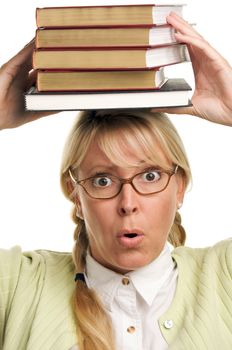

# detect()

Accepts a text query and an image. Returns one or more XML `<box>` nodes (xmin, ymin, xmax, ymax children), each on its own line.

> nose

<box><xmin>117</xmin><ymin>183</ymin><xmax>139</xmax><ymax>216</ymax></box>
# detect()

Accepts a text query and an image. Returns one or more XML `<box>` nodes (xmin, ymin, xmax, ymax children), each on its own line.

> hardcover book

<box><xmin>36</xmin><ymin>68</ymin><xmax>166</xmax><ymax>92</ymax></box>
<box><xmin>36</xmin><ymin>4</ymin><xmax>184</xmax><ymax>28</ymax></box>
<box><xmin>35</xmin><ymin>25</ymin><xmax>178</xmax><ymax>49</ymax></box>
<box><xmin>33</xmin><ymin>44</ymin><xmax>189</xmax><ymax>70</ymax></box>
<box><xmin>25</xmin><ymin>78</ymin><xmax>192</xmax><ymax>111</ymax></box>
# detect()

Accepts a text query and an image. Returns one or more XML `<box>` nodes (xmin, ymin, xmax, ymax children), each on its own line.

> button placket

<box><xmin>115</xmin><ymin>277</ymin><xmax>141</xmax><ymax>349</ymax></box>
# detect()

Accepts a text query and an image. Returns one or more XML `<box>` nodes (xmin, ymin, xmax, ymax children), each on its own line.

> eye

<box><xmin>92</xmin><ymin>176</ymin><xmax>112</xmax><ymax>188</ymax></box>
<box><xmin>141</xmin><ymin>170</ymin><xmax>161</xmax><ymax>182</ymax></box>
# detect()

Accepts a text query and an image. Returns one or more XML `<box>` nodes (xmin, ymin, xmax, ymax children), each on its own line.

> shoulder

<box><xmin>0</xmin><ymin>246</ymin><xmax>73</xmax><ymax>276</ymax></box>
<box><xmin>0</xmin><ymin>248</ymin><xmax>76</xmax><ymax>349</ymax></box>
<box><xmin>0</xmin><ymin>246</ymin><xmax>74</xmax><ymax>305</ymax></box>
<box><xmin>172</xmin><ymin>238</ymin><xmax>232</xmax><ymax>279</ymax></box>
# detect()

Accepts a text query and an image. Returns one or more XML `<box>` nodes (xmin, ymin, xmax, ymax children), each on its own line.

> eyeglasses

<box><xmin>69</xmin><ymin>165</ymin><xmax>178</xmax><ymax>200</ymax></box>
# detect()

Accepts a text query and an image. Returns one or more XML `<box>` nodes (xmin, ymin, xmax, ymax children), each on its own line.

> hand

<box><xmin>154</xmin><ymin>12</ymin><xmax>232</xmax><ymax>126</ymax></box>
<box><xmin>0</xmin><ymin>40</ymin><xmax>56</xmax><ymax>130</ymax></box>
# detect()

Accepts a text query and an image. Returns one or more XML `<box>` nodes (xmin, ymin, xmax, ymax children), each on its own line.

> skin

<box><xmin>75</xmin><ymin>140</ymin><xmax>185</xmax><ymax>274</ymax></box>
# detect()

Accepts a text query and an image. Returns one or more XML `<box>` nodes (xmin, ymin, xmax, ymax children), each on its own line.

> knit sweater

<box><xmin>0</xmin><ymin>239</ymin><xmax>231</xmax><ymax>350</ymax></box>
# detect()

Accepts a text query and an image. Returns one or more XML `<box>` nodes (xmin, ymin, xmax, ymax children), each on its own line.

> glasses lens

<box><xmin>133</xmin><ymin>170</ymin><xmax>170</xmax><ymax>194</ymax></box>
<box><xmin>84</xmin><ymin>175</ymin><xmax>120</xmax><ymax>199</ymax></box>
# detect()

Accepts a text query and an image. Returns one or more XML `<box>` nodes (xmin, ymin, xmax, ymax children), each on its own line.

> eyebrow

<box><xmin>81</xmin><ymin>161</ymin><xmax>158</xmax><ymax>176</ymax></box>
<box><xmin>86</xmin><ymin>165</ymin><xmax>119</xmax><ymax>172</ymax></box>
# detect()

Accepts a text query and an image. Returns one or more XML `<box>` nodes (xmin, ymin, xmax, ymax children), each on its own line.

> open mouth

<box><xmin>123</xmin><ymin>233</ymin><xmax>138</xmax><ymax>238</ymax></box>
<box><xmin>117</xmin><ymin>230</ymin><xmax>144</xmax><ymax>247</ymax></box>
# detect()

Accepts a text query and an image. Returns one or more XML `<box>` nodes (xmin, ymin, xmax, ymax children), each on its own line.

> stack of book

<box><xmin>25</xmin><ymin>3</ymin><xmax>192</xmax><ymax>111</ymax></box>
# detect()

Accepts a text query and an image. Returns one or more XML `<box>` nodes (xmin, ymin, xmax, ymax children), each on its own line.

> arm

<box><xmin>0</xmin><ymin>39</ymin><xmax>56</xmax><ymax>131</ymax></box>
<box><xmin>155</xmin><ymin>12</ymin><xmax>232</xmax><ymax>126</ymax></box>
<box><xmin>0</xmin><ymin>247</ymin><xmax>21</xmax><ymax>347</ymax></box>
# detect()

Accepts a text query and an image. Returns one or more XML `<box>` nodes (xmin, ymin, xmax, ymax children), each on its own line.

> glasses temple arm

<box><xmin>68</xmin><ymin>168</ymin><xmax>77</xmax><ymax>184</ymax></box>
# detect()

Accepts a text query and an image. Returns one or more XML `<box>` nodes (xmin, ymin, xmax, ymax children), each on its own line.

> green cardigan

<box><xmin>0</xmin><ymin>239</ymin><xmax>232</xmax><ymax>350</ymax></box>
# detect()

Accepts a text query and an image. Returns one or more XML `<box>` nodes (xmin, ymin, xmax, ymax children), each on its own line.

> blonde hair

<box><xmin>60</xmin><ymin>109</ymin><xmax>192</xmax><ymax>350</ymax></box>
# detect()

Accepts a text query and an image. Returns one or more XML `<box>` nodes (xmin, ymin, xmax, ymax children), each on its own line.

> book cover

<box><xmin>32</xmin><ymin>44</ymin><xmax>189</xmax><ymax>70</ymax></box>
<box><xmin>36</xmin><ymin>4</ymin><xmax>184</xmax><ymax>28</ymax></box>
<box><xmin>36</xmin><ymin>68</ymin><xmax>166</xmax><ymax>92</ymax></box>
<box><xmin>35</xmin><ymin>25</ymin><xmax>178</xmax><ymax>49</ymax></box>
<box><xmin>25</xmin><ymin>78</ymin><xmax>192</xmax><ymax>111</ymax></box>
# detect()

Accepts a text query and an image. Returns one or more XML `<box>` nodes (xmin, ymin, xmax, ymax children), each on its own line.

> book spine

<box><xmin>36</xmin><ymin>5</ymin><xmax>185</xmax><ymax>29</ymax></box>
<box><xmin>35</xmin><ymin>24</ymin><xmax>179</xmax><ymax>49</ymax></box>
<box><xmin>36</xmin><ymin>69</ymin><xmax>166</xmax><ymax>92</ymax></box>
<box><xmin>32</xmin><ymin>44</ymin><xmax>186</xmax><ymax>70</ymax></box>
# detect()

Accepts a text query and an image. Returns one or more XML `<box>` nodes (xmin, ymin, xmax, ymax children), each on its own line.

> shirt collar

<box><xmin>85</xmin><ymin>244</ymin><xmax>176</xmax><ymax>309</ymax></box>
<box><xmin>85</xmin><ymin>253</ymin><xmax>122</xmax><ymax>310</ymax></box>
<box><xmin>128</xmin><ymin>244</ymin><xmax>176</xmax><ymax>305</ymax></box>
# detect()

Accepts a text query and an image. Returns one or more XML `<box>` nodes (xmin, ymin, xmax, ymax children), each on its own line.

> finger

<box><xmin>173</xmin><ymin>32</ymin><xmax>222</xmax><ymax>61</ymax></box>
<box><xmin>151</xmin><ymin>105</ymin><xmax>195</xmax><ymax>116</ymax></box>
<box><xmin>167</xmin><ymin>12</ymin><xmax>201</xmax><ymax>39</ymax></box>
<box><xmin>168</xmin><ymin>12</ymin><xmax>197</xmax><ymax>30</ymax></box>
<box><xmin>168</xmin><ymin>12</ymin><xmax>194</xmax><ymax>27</ymax></box>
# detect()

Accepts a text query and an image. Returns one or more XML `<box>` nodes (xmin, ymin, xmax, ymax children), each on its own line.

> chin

<box><xmin>111</xmin><ymin>254</ymin><xmax>152</xmax><ymax>274</ymax></box>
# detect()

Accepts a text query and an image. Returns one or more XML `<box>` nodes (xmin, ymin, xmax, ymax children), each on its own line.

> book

<box><xmin>35</xmin><ymin>25</ymin><xmax>178</xmax><ymax>49</ymax></box>
<box><xmin>36</xmin><ymin>68</ymin><xmax>166</xmax><ymax>92</ymax></box>
<box><xmin>36</xmin><ymin>4</ymin><xmax>184</xmax><ymax>28</ymax></box>
<box><xmin>25</xmin><ymin>78</ymin><xmax>192</xmax><ymax>111</ymax></box>
<box><xmin>33</xmin><ymin>44</ymin><xmax>189</xmax><ymax>70</ymax></box>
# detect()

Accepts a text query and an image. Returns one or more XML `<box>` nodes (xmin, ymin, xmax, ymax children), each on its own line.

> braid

<box><xmin>168</xmin><ymin>211</ymin><xmax>186</xmax><ymax>247</ymax></box>
<box><xmin>71</xmin><ymin>205</ymin><xmax>116</xmax><ymax>350</ymax></box>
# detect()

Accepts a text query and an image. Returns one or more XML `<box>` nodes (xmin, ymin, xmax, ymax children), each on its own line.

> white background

<box><xmin>0</xmin><ymin>0</ymin><xmax>231</xmax><ymax>252</ymax></box>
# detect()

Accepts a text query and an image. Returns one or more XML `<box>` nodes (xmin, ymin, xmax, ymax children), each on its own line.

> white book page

<box><xmin>152</xmin><ymin>5</ymin><xmax>183</xmax><ymax>25</ymax></box>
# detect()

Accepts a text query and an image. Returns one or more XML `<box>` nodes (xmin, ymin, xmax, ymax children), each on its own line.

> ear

<box><xmin>175</xmin><ymin>174</ymin><xmax>186</xmax><ymax>209</ymax></box>
<box><xmin>66</xmin><ymin>179</ymin><xmax>75</xmax><ymax>196</ymax></box>
<box><xmin>76</xmin><ymin>204</ymin><xmax>84</xmax><ymax>220</ymax></box>
<box><xmin>73</xmin><ymin>191</ymin><xmax>84</xmax><ymax>220</ymax></box>
<box><xmin>66</xmin><ymin>178</ymin><xmax>84</xmax><ymax>219</ymax></box>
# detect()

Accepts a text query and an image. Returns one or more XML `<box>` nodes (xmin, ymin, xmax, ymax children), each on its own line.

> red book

<box><xmin>36</xmin><ymin>68</ymin><xmax>166</xmax><ymax>92</ymax></box>
<box><xmin>36</xmin><ymin>4</ymin><xmax>184</xmax><ymax>28</ymax></box>
<box><xmin>33</xmin><ymin>44</ymin><xmax>189</xmax><ymax>70</ymax></box>
<box><xmin>35</xmin><ymin>25</ymin><xmax>178</xmax><ymax>49</ymax></box>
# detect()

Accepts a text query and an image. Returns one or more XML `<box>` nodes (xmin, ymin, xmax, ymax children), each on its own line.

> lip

<box><xmin>116</xmin><ymin>229</ymin><xmax>145</xmax><ymax>248</ymax></box>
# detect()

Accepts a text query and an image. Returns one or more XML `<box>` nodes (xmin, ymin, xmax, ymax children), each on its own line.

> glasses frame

<box><xmin>69</xmin><ymin>165</ymin><xmax>179</xmax><ymax>200</ymax></box>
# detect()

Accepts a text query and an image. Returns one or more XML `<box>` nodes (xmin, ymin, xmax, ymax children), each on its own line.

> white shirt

<box><xmin>71</xmin><ymin>244</ymin><xmax>177</xmax><ymax>350</ymax></box>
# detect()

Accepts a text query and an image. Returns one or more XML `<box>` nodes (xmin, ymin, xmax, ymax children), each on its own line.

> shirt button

<box><xmin>127</xmin><ymin>326</ymin><xmax>136</xmax><ymax>333</ymax></box>
<box><xmin>122</xmin><ymin>277</ymin><xmax>130</xmax><ymax>285</ymax></box>
<box><xmin>164</xmin><ymin>319</ymin><xmax>174</xmax><ymax>329</ymax></box>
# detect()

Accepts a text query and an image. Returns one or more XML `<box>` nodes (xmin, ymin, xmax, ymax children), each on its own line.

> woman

<box><xmin>0</xmin><ymin>13</ymin><xmax>232</xmax><ymax>350</ymax></box>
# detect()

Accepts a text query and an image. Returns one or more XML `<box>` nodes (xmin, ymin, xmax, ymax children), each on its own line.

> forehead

<box><xmin>80</xmin><ymin>133</ymin><xmax>170</xmax><ymax>174</ymax></box>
